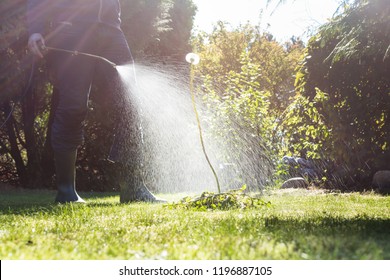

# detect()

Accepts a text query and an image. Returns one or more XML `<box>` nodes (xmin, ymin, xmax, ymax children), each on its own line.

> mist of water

<box><xmin>115</xmin><ymin>62</ymin><xmax>274</xmax><ymax>194</ymax></box>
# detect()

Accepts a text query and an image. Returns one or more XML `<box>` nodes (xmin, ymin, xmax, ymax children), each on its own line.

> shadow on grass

<box><xmin>0</xmin><ymin>189</ymin><xmax>120</xmax><ymax>215</ymax></box>
<box><xmin>261</xmin><ymin>215</ymin><xmax>390</xmax><ymax>259</ymax></box>
<box><xmin>264</xmin><ymin>215</ymin><xmax>390</xmax><ymax>234</ymax></box>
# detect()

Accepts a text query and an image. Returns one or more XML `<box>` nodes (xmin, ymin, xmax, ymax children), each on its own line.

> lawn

<box><xmin>0</xmin><ymin>188</ymin><xmax>389</xmax><ymax>260</ymax></box>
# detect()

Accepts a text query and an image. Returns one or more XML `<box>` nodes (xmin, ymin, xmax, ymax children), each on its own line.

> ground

<box><xmin>0</xmin><ymin>187</ymin><xmax>389</xmax><ymax>259</ymax></box>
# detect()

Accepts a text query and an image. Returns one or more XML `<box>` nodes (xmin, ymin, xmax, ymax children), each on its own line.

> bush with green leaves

<box><xmin>291</xmin><ymin>0</ymin><xmax>390</xmax><ymax>189</ymax></box>
<box><xmin>193</xmin><ymin>24</ymin><xmax>304</xmax><ymax>189</ymax></box>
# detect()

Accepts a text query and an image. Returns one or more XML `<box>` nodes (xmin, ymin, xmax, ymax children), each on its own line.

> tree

<box><xmin>193</xmin><ymin>23</ymin><xmax>303</xmax><ymax>110</ymax></box>
<box><xmin>193</xmin><ymin>23</ymin><xmax>304</xmax><ymax>189</ymax></box>
<box><xmin>120</xmin><ymin>0</ymin><xmax>161</xmax><ymax>57</ymax></box>
<box><xmin>0</xmin><ymin>0</ymin><xmax>53</xmax><ymax>187</ymax></box>
<box><xmin>120</xmin><ymin>0</ymin><xmax>196</xmax><ymax>60</ymax></box>
<box><xmin>156</xmin><ymin>0</ymin><xmax>197</xmax><ymax>58</ymax></box>
<box><xmin>290</xmin><ymin>0</ymin><xmax>390</xmax><ymax>189</ymax></box>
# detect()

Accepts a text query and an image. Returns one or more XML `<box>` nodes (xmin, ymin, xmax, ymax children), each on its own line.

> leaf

<box><xmin>164</xmin><ymin>186</ymin><xmax>271</xmax><ymax>211</ymax></box>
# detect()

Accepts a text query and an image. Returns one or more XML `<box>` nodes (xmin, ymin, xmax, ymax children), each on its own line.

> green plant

<box><xmin>293</xmin><ymin>0</ymin><xmax>390</xmax><ymax>189</ymax></box>
<box><xmin>165</xmin><ymin>185</ymin><xmax>271</xmax><ymax>211</ymax></box>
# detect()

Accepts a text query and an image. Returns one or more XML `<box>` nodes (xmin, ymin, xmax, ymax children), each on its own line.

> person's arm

<box><xmin>27</xmin><ymin>0</ymin><xmax>49</xmax><ymax>58</ymax></box>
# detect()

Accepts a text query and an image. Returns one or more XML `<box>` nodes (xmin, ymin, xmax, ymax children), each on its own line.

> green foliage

<box><xmin>120</xmin><ymin>0</ymin><xmax>162</xmax><ymax>56</ymax></box>
<box><xmin>0</xmin><ymin>0</ymin><xmax>53</xmax><ymax>187</ymax></box>
<box><xmin>0</xmin><ymin>0</ymin><xmax>28</xmax><ymax>102</ymax></box>
<box><xmin>293</xmin><ymin>0</ymin><xmax>390</xmax><ymax>189</ymax></box>
<box><xmin>120</xmin><ymin>0</ymin><xmax>196</xmax><ymax>59</ymax></box>
<box><xmin>320</xmin><ymin>0</ymin><xmax>389</xmax><ymax>64</ymax></box>
<box><xmin>201</xmin><ymin>52</ymin><xmax>277</xmax><ymax>167</ymax></box>
<box><xmin>279</xmin><ymin>88</ymin><xmax>331</xmax><ymax>159</ymax></box>
<box><xmin>165</xmin><ymin>185</ymin><xmax>272</xmax><ymax>211</ymax></box>
<box><xmin>193</xmin><ymin>23</ymin><xmax>304</xmax><ymax>188</ymax></box>
<box><xmin>194</xmin><ymin>1</ymin><xmax>389</xmax><ymax>191</ymax></box>
<box><xmin>157</xmin><ymin>0</ymin><xmax>197</xmax><ymax>58</ymax></box>
<box><xmin>193</xmin><ymin>23</ymin><xmax>304</xmax><ymax>109</ymax></box>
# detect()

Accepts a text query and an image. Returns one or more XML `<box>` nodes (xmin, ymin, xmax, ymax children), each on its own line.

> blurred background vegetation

<box><xmin>0</xmin><ymin>0</ymin><xmax>389</xmax><ymax>192</ymax></box>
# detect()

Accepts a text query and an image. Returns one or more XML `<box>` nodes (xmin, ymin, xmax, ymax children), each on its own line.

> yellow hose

<box><xmin>189</xmin><ymin>60</ymin><xmax>221</xmax><ymax>194</ymax></box>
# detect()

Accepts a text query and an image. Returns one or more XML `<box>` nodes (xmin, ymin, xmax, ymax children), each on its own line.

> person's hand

<box><xmin>28</xmin><ymin>33</ymin><xmax>45</xmax><ymax>58</ymax></box>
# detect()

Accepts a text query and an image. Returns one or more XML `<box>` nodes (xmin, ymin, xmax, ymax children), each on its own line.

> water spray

<box><xmin>44</xmin><ymin>46</ymin><xmax>117</xmax><ymax>68</ymax></box>
<box><xmin>164</xmin><ymin>54</ymin><xmax>271</xmax><ymax>210</ymax></box>
<box><xmin>186</xmin><ymin>53</ymin><xmax>221</xmax><ymax>194</ymax></box>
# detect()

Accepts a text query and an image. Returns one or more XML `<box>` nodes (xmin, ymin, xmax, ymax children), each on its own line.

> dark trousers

<box><xmin>47</xmin><ymin>22</ymin><xmax>139</xmax><ymax>165</ymax></box>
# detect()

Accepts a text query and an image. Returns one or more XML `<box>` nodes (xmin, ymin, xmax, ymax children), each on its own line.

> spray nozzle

<box><xmin>39</xmin><ymin>42</ymin><xmax>46</xmax><ymax>50</ymax></box>
<box><xmin>108</xmin><ymin>61</ymin><xmax>117</xmax><ymax>69</ymax></box>
<box><xmin>186</xmin><ymin>53</ymin><xmax>200</xmax><ymax>65</ymax></box>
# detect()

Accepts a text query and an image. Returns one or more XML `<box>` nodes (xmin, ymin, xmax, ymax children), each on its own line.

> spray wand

<box><xmin>44</xmin><ymin>46</ymin><xmax>117</xmax><ymax>68</ymax></box>
<box><xmin>1</xmin><ymin>46</ymin><xmax>117</xmax><ymax>130</ymax></box>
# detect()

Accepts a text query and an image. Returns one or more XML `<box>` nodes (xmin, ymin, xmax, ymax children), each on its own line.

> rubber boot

<box><xmin>118</xmin><ymin>166</ymin><xmax>166</xmax><ymax>203</ymax></box>
<box><xmin>54</xmin><ymin>150</ymin><xmax>86</xmax><ymax>203</ymax></box>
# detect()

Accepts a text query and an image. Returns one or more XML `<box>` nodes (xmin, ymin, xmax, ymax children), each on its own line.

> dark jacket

<box><xmin>27</xmin><ymin>0</ymin><xmax>122</xmax><ymax>35</ymax></box>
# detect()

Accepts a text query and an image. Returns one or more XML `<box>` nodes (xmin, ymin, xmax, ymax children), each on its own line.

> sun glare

<box><xmin>193</xmin><ymin>0</ymin><xmax>340</xmax><ymax>41</ymax></box>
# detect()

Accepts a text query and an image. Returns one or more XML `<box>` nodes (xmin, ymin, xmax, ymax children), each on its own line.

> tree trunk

<box><xmin>22</xmin><ymin>78</ymin><xmax>44</xmax><ymax>189</ymax></box>
<box><xmin>3</xmin><ymin>102</ymin><xmax>27</xmax><ymax>186</ymax></box>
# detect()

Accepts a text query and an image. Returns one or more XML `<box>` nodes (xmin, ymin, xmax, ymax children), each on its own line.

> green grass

<box><xmin>0</xmin><ymin>188</ymin><xmax>389</xmax><ymax>260</ymax></box>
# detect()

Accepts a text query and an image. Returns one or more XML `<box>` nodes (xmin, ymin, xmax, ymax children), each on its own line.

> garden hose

<box><xmin>186</xmin><ymin>53</ymin><xmax>221</xmax><ymax>194</ymax></box>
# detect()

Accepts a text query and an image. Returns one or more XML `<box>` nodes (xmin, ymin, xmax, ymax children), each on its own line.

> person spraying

<box><xmin>27</xmin><ymin>0</ymin><xmax>164</xmax><ymax>203</ymax></box>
